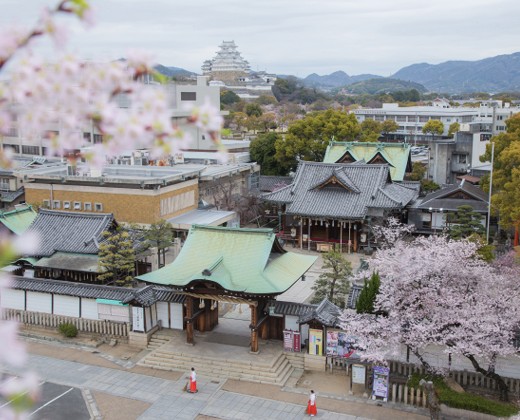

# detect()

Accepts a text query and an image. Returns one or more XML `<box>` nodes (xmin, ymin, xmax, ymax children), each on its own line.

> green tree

<box><xmin>98</xmin><ymin>229</ymin><xmax>135</xmax><ymax>286</ymax></box>
<box><xmin>250</xmin><ymin>132</ymin><xmax>287</xmax><ymax>175</ymax></box>
<box><xmin>422</xmin><ymin>120</ymin><xmax>444</xmax><ymax>141</ymax></box>
<box><xmin>232</xmin><ymin>111</ymin><xmax>248</xmax><ymax>133</ymax></box>
<box><xmin>245</xmin><ymin>103</ymin><xmax>263</xmax><ymax>118</ymax></box>
<box><xmin>420</xmin><ymin>179</ymin><xmax>440</xmax><ymax>194</ymax></box>
<box><xmin>144</xmin><ymin>220</ymin><xmax>173</xmax><ymax>268</ymax></box>
<box><xmin>448</xmin><ymin>122</ymin><xmax>460</xmax><ymax>138</ymax></box>
<box><xmin>220</xmin><ymin>90</ymin><xmax>240</xmax><ymax>106</ymax></box>
<box><xmin>359</xmin><ymin>119</ymin><xmax>382</xmax><ymax>142</ymax></box>
<box><xmin>381</xmin><ymin>120</ymin><xmax>399</xmax><ymax>139</ymax></box>
<box><xmin>406</xmin><ymin>161</ymin><xmax>426</xmax><ymax>181</ymax></box>
<box><xmin>480</xmin><ymin>113</ymin><xmax>520</xmax><ymax>244</ymax></box>
<box><xmin>355</xmin><ymin>272</ymin><xmax>380</xmax><ymax>314</ymax></box>
<box><xmin>259</xmin><ymin>112</ymin><xmax>277</xmax><ymax>132</ymax></box>
<box><xmin>275</xmin><ymin>109</ymin><xmax>360</xmax><ymax>172</ymax></box>
<box><xmin>311</xmin><ymin>250</ymin><xmax>352</xmax><ymax>308</ymax></box>
<box><xmin>447</xmin><ymin>205</ymin><xmax>485</xmax><ymax>240</ymax></box>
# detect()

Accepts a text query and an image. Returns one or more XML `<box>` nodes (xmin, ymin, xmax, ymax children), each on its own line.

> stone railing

<box><xmin>3</xmin><ymin>309</ymin><xmax>130</xmax><ymax>338</ymax></box>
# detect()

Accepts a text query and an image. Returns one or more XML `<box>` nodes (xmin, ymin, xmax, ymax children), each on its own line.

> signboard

<box><xmin>293</xmin><ymin>332</ymin><xmax>301</xmax><ymax>352</ymax></box>
<box><xmin>352</xmin><ymin>364</ymin><xmax>366</xmax><ymax>385</ymax></box>
<box><xmin>372</xmin><ymin>366</ymin><xmax>390</xmax><ymax>401</ymax></box>
<box><xmin>326</xmin><ymin>330</ymin><xmax>356</xmax><ymax>357</ymax></box>
<box><xmin>309</xmin><ymin>329</ymin><xmax>323</xmax><ymax>356</ymax></box>
<box><xmin>132</xmin><ymin>306</ymin><xmax>145</xmax><ymax>332</ymax></box>
<box><xmin>283</xmin><ymin>330</ymin><xmax>293</xmax><ymax>352</ymax></box>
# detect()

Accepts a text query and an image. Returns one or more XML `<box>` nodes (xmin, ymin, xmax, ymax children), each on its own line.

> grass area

<box><xmin>408</xmin><ymin>373</ymin><xmax>519</xmax><ymax>418</ymax></box>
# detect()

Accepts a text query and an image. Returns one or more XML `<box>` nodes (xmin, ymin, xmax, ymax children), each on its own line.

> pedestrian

<box><xmin>189</xmin><ymin>367</ymin><xmax>197</xmax><ymax>393</ymax></box>
<box><xmin>307</xmin><ymin>389</ymin><xmax>317</xmax><ymax>417</ymax></box>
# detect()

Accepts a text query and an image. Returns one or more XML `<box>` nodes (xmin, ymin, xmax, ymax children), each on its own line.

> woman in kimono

<box><xmin>307</xmin><ymin>389</ymin><xmax>317</xmax><ymax>416</ymax></box>
<box><xmin>189</xmin><ymin>367</ymin><xmax>197</xmax><ymax>393</ymax></box>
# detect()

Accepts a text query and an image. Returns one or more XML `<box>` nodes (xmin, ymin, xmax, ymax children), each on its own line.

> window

<box><xmin>63</xmin><ymin>201</ymin><xmax>71</xmax><ymax>209</ymax></box>
<box><xmin>374</xmin><ymin>115</ymin><xmax>384</xmax><ymax>121</ymax></box>
<box><xmin>0</xmin><ymin>178</ymin><xmax>9</xmax><ymax>191</ymax></box>
<box><xmin>396</xmin><ymin>116</ymin><xmax>406</xmax><ymax>122</ymax></box>
<box><xmin>93</xmin><ymin>134</ymin><xmax>103</xmax><ymax>144</ymax></box>
<box><xmin>94</xmin><ymin>203</ymin><xmax>103</xmax><ymax>212</ymax></box>
<box><xmin>181</xmin><ymin>92</ymin><xmax>196</xmax><ymax>101</ymax></box>
<box><xmin>455</xmin><ymin>154</ymin><xmax>467</xmax><ymax>164</ymax></box>
<box><xmin>419</xmin><ymin>116</ymin><xmax>429</xmax><ymax>122</ymax></box>
<box><xmin>52</xmin><ymin>200</ymin><xmax>61</xmax><ymax>209</ymax></box>
<box><xmin>84</xmin><ymin>202</ymin><xmax>92</xmax><ymax>211</ymax></box>
<box><xmin>43</xmin><ymin>199</ymin><xmax>50</xmax><ymax>208</ymax></box>
<box><xmin>73</xmin><ymin>201</ymin><xmax>82</xmax><ymax>210</ymax></box>
<box><xmin>22</xmin><ymin>145</ymin><xmax>40</xmax><ymax>155</ymax></box>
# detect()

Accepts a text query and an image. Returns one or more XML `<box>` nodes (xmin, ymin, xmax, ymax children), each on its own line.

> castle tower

<box><xmin>202</xmin><ymin>41</ymin><xmax>250</xmax><ymax>83</ymax></box>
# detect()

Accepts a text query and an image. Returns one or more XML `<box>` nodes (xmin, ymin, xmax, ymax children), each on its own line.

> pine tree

<box><xmin>355</xmin><ymin>272</ymin><xmax>380</xmax><ymax>314</ymax></box>
<box><xmin>98</xmin><ymin>229</ymin><xmax>136</xmax><ymax>286</ymax></box>
<box><xmin>311</xmin><ymin>250</ymin><xmax>352</xmax><ymax>308</ymax></box>
<box><xmin>447</xmin><ymin>205</ymin><xmax>485</xmax><ymax>240</ymax></box>
<box><xmin>144</xmin><ymin>220</ymin><xmax>173</xmax><ymax>268</ymax></box>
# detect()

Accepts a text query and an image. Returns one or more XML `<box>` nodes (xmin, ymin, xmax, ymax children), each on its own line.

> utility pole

<box><xmin>486</xmin><ymin>142</ymin><xmax>494</xmax><ymax>243</ymax></box>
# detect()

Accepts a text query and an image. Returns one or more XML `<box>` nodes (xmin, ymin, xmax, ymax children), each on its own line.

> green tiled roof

<box><xmin>323</xmin><ymin>141</ymin><xmax>411</xmax><ymax>181</ymax></box>
<box><xmin>0</xmin><ymin>205</ymin><xmax>37</xmax><ymax>235</ymax></box>
<box><xmin>137</xmin><ymin>225</ymin><xmax>317</xmax><ymax>295</ymax></box>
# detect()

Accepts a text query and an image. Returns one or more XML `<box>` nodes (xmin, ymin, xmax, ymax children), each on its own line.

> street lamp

<box><xmin>486</xmin><ymin>142</ymin><xmax>495</xmax><ymax>243</ymax></box>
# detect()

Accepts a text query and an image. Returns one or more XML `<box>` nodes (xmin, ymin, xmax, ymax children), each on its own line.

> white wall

<box><xmin>171</xmin><ymin>303</ymin><xmax>183</xmax><ymax>330</ymax></box>
<box><xmin>26</xmin><ymin>291</ymin><xmax>52</xmax><ymax>313</ymax></box>
<box><xmin>98</xmin><ymin>303</ymin><xmax>130</xmax><ymax>323</ymax></box>
<box><xmin>53</xmin><ymin>295</ymin><xmax>80</xmax><ymax>317</ymax></box>
<box><xmin>285</xmin><ymin>315</ymin><xmax>299</xmax><ymax>332</ymax></box>
<box><xmin>156</xmin><ymin>302</ymin><xmax>170</xmax><ymax>329</ymax></box>
<box><xmin>0</xmin><ymin>289</ymin><xmax>25</xmax><ymax>310</ymax></box>
<box><xmin>81</xmin><ymin>298</ymin><xmax>99</xmax><ymax>320</ymax></box>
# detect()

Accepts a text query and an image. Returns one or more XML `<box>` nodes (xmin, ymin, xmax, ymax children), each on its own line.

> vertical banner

<box><xmin>309</xmin><ymin>329</ymin><xmax>323</xmax><ymax>356</ymax></box>
<box><xmin>132</xmin><ymin>306</ymin><xmax>145</xmax><ymax>332</ymax></box>
<box><xmin>372</xmin><ymin>366</ymin><xmax>390</xmax><ymax>401</ymax></box>
<box><xmin>326</xmin><ymin>330</ymin><xmax>339</xmax><ymax>355</ymax></box>
<box><xmin>293</xmin><ymin>331</ymin><xmax>301</xmax><ymax>352</ymax></box>
<box><xmin>283</xmin><ymin>330</ymin><xmax>294</xmax><ymax>352</ymax></box>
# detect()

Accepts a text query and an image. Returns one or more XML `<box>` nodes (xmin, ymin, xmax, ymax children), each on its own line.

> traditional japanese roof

<box><xmin>271</xmin><ymin>300</ymin><xmax>315</xmax><ymax>317</ymax></box>
<box><xmin>416</xmin><ymin>179</ymin><xmax>488</xmax><ymax>213</ymax></box>
<box><xmin>323</xmin><ymin>142</ymin><xmax>412</xmax><ymax>181</ymax></box>
<box><xmin>8</xmin><ymin>276</ymin><xmax>185</xmax><ymax>306</ymax></box>
<box><xmin>26</xmin><ymin>209</ymin><xmax>116</xmax><ymax>257</ymax></box>
<box><xmin>261</xmin><ymin>161</ymin><xmax>418</xmax><ymax>220</ymax></box>
<box><xmin>259</xmin><ymin>176</ymin><xmax>293</xmax><ymax>193</ymax></box>
<box><xmin>346</xmin><ymin>283</ymin><xmax>364</xmax><ymax>310</ymax></box>
<box><xmin>0</xmin><ymin>204</ymin><xmax>37</xmax><ymax>235</ymax></box>
<box><xmin>299</xmin><ymin>298</ymin><xmax>343</xmax><ymax>327</ymax></box>
<box><xmin>137</xmin><ymin>225</ymin><xmax>317</xmax><ymax>295</ymax></box>
<box><xmin>34</xmin><ymin>252</ymin><xmax>100</xmax><ymax>273</ymax></box>
<box><xmin>0</xmin><ymin>188</ymin><xmax>24</xmax><ymax>204</ymax></box>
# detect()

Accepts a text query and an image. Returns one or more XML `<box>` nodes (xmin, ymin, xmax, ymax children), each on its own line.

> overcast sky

<box><xmin>2</xmin><ymin>0</ymin><xmax>520</xmax><ymax>78</ymax></box>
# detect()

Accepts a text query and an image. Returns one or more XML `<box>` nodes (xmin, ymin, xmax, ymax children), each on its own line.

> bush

<box><xmin>58</xmin><ymin>322</ymin><xmax>78</xmax><ymax>338</ymax></box>
<box><xmin>408</xmin><ymin>373</ymin><xmax>518</xmax><ymax>417</ymax></box>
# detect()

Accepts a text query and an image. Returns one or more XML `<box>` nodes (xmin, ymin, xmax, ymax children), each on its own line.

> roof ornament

<box><xmin>202</xmin><ymin>268</ymin><xmax>212</xmax><ymax>276</ymax></box>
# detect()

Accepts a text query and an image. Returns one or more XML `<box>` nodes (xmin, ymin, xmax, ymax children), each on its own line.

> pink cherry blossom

<box><xmin>0</xmin><ymin>321</ymin><xmax>27</xmax><ymax>367</ymax></box>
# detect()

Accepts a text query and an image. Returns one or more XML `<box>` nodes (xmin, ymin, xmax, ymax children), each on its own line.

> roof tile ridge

<box><xmin>378</xmin><ymin>186</ymin><xmax>402</xmax><ymax>205</ymax></box>
<box><xmin>371</xmin><ymin>166</ymin><xmax>386</xmax><ymax>199</ymax></box>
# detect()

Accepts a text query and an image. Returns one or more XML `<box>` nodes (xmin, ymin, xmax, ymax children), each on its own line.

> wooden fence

<box><xmin>328</xmin><ymin>357</ymin><xmax>520</xmax><ymax>404</ymax></box>
<box><xmin>3</xmin><ymin>309</ymin><xmax>130</xmax><ymax>338</ymax></box>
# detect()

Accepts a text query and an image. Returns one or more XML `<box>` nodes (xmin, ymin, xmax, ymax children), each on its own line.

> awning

<box><xmin>167</xmin><ymin>209</ymin><xmax>236</xmax><ymax>230</ymax></box>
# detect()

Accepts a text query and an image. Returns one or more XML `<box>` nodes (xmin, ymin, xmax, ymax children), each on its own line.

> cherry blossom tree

<box><xmin>339</xmin><ymin>233</ymin><xmax>520</xmax><ymax>401</ymax></box>
<box><xmin>0</xmin><ymin>1</ymin><xmax>223</xmax><ymax>416</ymax></box>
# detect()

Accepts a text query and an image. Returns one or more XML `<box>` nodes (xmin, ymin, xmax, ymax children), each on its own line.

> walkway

<box><xmin>5</xmin><ymin>351</ymin><xmax>428</xmax><ymax>420</ymax></box>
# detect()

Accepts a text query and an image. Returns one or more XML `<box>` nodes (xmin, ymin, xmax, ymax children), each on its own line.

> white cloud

<box><xmin>1</xmin><ymin>0</ymin><xmax>519</xmax><ymax>77</ymax></box>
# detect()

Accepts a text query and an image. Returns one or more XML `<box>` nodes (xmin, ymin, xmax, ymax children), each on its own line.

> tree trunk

<box><xmin>464</xmin><ymin>354</ymin><xmax>509</xmax><ymax>401</ymax></box>
<box><xmin>412</xmin><ymin>348</ymin><xmax>433</xmax><ymax>372</ymax></box>
<box><xmin>329</xmin><ymin>279</ymin><xmax>336</xmax><ymax>302</ymax></box>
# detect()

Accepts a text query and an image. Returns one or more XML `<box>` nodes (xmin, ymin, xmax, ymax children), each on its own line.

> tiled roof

<box><xmin>347</xmin><ymin>283</ymin><xmax>364</xmax><ymax>309</ymax></box>
<box><xmin>299</xmin><ymin>298</ymin><xmax>343</xmax><ymax>327</ymax></box>
<box><xmin>417</xmin><ymin>180</ymin><xmax>488</xmax><ymax>213</ymax></box>
<box><xmin>10</xmin><ymin>276</ymin><xmax>185</xmax><ymax>306</ymax></box>
<box><xmin>34</xmin><ymin>252</ymin><xmax>99</xmax><ymax>273</ymax></box>
<box><xmin>259</xmin><ymin>176</ymin><xmax>293</xmax><ymax>192</ymax></box>
<box><xmin>271</xmin><ymin>300</ymin><xmax>315</xmax><ymax>317</ymax></box>
<box><xmin>261</xmin><ymin>161</ymin><xmax>418</xmax><ymax>220</ymax></box>
<box><xmin>323</xmin><ymin>142</ymin><xmax>412</xmax><ymax>181</ymax></box>
<box><xmin>26</xmin><ymin>209</ymin><xmax>116</xmax><ymax>257</ymax></box>
<box><xmin>0</xmin><ymin>188</ymin><xmax>24</xmax><ymax>203</ymax></box>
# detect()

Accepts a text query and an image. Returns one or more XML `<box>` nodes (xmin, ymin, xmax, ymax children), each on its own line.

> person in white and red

<box><xmin>189</xmin><ymin>367</ymin><xmax>197</xmax><ymax>393</ymax></box>
<box><xmin>307</xmin><ymin>389</ymin><xmax>317</xmax><ymax>416</ymax></box>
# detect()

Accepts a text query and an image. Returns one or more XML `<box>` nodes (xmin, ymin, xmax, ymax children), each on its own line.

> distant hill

<box><xmin>302</xmin><ymin>71</ymin><xmax>381</xmax><ymax>90</ymax></box>
<box><xmin>391</xmin><ymin>52</ymin><xmax>520</xmax><ymax>93</ymax></box>
<box><xmin>341</xmin><ymin>78</ymin><xmax>427</xmax><ymax>95</ymax></box>
<box><xmin>154</xmin><ymin>64</ymin><xmax>198</xmax><ymax>79</ymax></box>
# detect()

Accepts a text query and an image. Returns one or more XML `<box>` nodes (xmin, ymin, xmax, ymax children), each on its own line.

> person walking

<box><xmin>307</xmin><ymin>389</ymin><xmax>317</xmax><ymax>417</ymax></box>
<box><xmin>189</xmin><ymin>367</ymin><xmax>197</xmax><ymax>393</ymax></box>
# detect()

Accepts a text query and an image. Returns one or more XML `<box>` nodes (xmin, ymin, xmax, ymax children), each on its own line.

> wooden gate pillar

<box><xmin>186</xmin><ymin>296</ymin><xmax>194</xmax><ymax>344</ymax></box>
<box><xmin>250</xmin><ymin>304</ymin><xmax>258</xmax><ymax>353</ymax></box>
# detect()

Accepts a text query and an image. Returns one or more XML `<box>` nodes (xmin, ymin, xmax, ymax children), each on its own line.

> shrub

<box><xmin>408</xmin><ymin>373</ymin><xmax>518</xmax><ymax>417</ymax></box>
<box><xmin>58</xmin><ymin>322</ymin><xmax>78</xmax><ymax>338</ymax></box>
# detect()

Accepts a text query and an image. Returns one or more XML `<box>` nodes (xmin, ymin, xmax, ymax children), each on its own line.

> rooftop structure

<box><xmin>0</xmin><ymin>204</ymin><xmax>37</xmax><ymax>235</ymax></box>
<box><xmin>202</xmin><ymin>41</ymin><xmax>251</xmax><ymax>77</ymax></box>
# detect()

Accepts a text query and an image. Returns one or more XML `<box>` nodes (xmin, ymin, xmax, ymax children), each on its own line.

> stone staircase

<box><xmin>138</xmin><ymin>346</ymin><xmax>296</xmax><ymax>386</ymax></box>
<box><xmin>146</xmin><ymin>333</ymin><xmax>173</xmax><ymax>351</ymax></box>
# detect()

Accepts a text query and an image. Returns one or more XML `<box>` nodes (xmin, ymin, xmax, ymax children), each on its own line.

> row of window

<box><xmin>42</xmin><ymin>200</ymin><xmax>103</xmax><ymax>212</ymax></box>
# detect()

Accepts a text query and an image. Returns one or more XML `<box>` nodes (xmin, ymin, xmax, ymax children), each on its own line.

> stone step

<box><xmin>151</xmin><ymin>349</ymin><xmax>284</xmax><ymax>370</ymax></box>
<box><xmin>140</xmin><ymin>354</ymin><xmax>289</xmax><ymax>379</ymax></box>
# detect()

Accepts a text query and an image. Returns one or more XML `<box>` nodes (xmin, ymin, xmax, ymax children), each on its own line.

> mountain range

<box><xmin>156</xmin><ymin>51</ymin><xmax>520</xmax><ymax>94</ymax></box>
